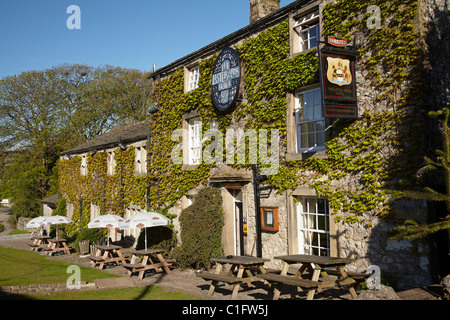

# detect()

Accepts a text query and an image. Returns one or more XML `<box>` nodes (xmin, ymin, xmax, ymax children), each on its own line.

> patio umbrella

<box><xmin>119</xmin><ymin>211</ymin><xmax>170</xmax><ymax>251</ymax></box>
<box><xmin>88</xmin><ymin>214</ymin><xmax>124</xmax><ymax>246</ymax></box>
<box><xmin>26</xmin><ymin>216</ymin><xmax>48</xmax><ymax>229</ymax></box>
<box><xmin>26</xmin><ymin>216</ymin><xmax>48</xmax><ymax>236</ymax></box>
<box><xmin>44</xmin><ymin>216</ymin><xmax>73</xmax><ymax>239</ymax></box>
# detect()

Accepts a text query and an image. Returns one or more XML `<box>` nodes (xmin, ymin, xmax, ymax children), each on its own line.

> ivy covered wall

<box><xmin>58</xmin><ymin>0</ymin><xmax>435</xmax><ymax>288</ymax></box>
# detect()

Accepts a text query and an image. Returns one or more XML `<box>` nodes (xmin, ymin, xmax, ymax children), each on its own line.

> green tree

<box><xmin>390</xmin><ymin>108</ymin><xmax>450</xmax><ymax>240</ymax></box>
<box><xmin>0</xmin><ymin>64</ymin><xmax>153</xmax><ymax>219</ymax></box>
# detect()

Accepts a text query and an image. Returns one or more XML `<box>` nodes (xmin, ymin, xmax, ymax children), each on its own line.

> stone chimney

<box><xmin>250</xmin><ymin>0</ymin><xmax>281</xmax><ymax>24</ymax></box>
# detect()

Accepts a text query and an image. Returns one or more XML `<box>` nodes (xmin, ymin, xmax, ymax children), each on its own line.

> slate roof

<box><xmin>60</xmin><ymin>120</ymin><xmax>151</xmax><ymax>156</ymax></box>
<box><xmin>42</xmin><ymin>194</ymin><xmax>60</xmax><ymax>208</ymax></box>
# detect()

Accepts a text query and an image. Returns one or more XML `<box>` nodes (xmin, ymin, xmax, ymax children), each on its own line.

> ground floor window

<box><xmin>297</xmin><ymin>197</ymin><xmax>330</xmax><ymax>256</ymax></box>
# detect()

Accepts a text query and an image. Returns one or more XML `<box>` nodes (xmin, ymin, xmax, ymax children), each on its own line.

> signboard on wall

<box><xmin>211</xmin><ymin>47</ymin><xmax>241</xmax><ymax>112</ymax></box>
<box><xmin>319</xmin><ymin>41</ymin><xmax>358</xmax><ymax>119</ymax></box>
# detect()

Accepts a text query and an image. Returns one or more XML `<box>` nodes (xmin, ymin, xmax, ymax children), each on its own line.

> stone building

<box><xmin>58</xmin><ymin>0</ymin><xmax>448</xmax><ymax>289</ymax></box>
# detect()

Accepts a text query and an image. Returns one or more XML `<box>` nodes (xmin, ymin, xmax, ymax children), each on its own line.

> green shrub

<box><xmin>0</xmin><ymin>224</ymin><xmax>4</xmax><ymax>232</ymax></box>
<box><xmin>72</xmin><ymin>227</ymin><xmax>105</xmax><ymax>252</ymax></box>
<box><xmin>175</xmin><ymin>187</ymin><xmax>224</xmax><ymax>269</ymax></box>
<box><xmin>136</xmin><ymin>225</ymin><xmax>177</xmax><ymax>256</ymax></box>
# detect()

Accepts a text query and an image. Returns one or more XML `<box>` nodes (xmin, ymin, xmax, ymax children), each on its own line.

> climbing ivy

<box><xmin>58</xmin><ymin>0</ymin><xmax>426</xmax><ymax>231</ymax></box>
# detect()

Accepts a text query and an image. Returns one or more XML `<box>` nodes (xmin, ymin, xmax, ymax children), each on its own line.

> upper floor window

<box><xmin>295</xmin><ymin>87</ymin><xmax>325</xmax><ymax>153</ymax></box>
<box><xmin>107</xmin><ymin>151</ymin><xmax>116</xmax><ymax>176</ymax></box>
<box><xmin>80</xmin><ymin>155</ymin><xmax>87</xmax><ymax>176</ymax></box>
<box><xmin>188</xmin><ymin>66</ymin><xmax>200</xmax><ymax>91</ymax></box>
<box><xmin>135</xmin><ymin>146</ymin><xmax>147</xmax><ymax>174</ymax></box>
<box><xmin>293</xmin><ymin>10</ymin><xmax>320</xmax><ymax>52</ymax></box>
<box><xmin>188</xmin><ymin>118</ymin><xmax>202</xmax><ymax>165</ymax></box>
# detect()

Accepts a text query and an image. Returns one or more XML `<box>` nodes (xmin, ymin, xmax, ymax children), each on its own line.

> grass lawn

<box><xmin>0</xmin><ymin>246</ymin><xmax>203</xmax><ymax>300</ymax></box>
<box><xmin>0</xmin><ymin>246</ymin><xmax>119</xmax><ymax>286</ymax></box>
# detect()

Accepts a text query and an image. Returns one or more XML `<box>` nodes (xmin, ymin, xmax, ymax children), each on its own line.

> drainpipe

<box><xmin>253</xmin><ymin>164</ymin><xmax>263</xmax><ymax>258</ymax></box>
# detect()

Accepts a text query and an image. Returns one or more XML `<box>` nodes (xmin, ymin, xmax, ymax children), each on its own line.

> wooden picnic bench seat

<box><xmin>322</xmin><ymin>268</ymin><xmax>369</xmax><ymax>281</ymax></box>
<box><xmin>196</xmin><ymin>272</ymin><xmax>243</xmax><ymax>284</ymax></box>
<box><xmin>259</xmin><ymin>273</ymin><xmax>320</xmax><ymax>288</ymax></box>
<box><xmin>88</xmin><ymin>256</ymin><xmax>105</xmax><ymax>262</ymax></box>
<box><xmin>122</xmin><ymin>263</ymin><xmax>145</xmax><ymax>270</ymax></box>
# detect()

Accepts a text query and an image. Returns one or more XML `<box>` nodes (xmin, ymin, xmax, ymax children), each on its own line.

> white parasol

<box><xmin>119</xmin><ymin>211</ymin><xmax>170</xmax><ymax>250</ymax></box>
<box><xmin>88</xmin><ymin>214</ymin><xmax>124</xmax><ymax>246</ymax></box>
<box><xmin>44</xmin><ymin>216</ymin><xmax>74</xmax><ymax>239</ymax></box>
<box><xmin>26</xmin><ymin>216</ymin><xmax>48</xmax><ymax>229</ymax></box>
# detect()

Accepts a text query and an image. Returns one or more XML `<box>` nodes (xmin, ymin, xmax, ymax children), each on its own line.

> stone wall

<box><xmin>17</xmin><ymin>217</ymin><xmax>31</xmax><ymax>231</ymax></box>
<box><xmin>248</xmin><ymin>185</ymin><xmax>289</xmax><ymax>270</ymax></box>
<box><xmin>0</xmin><ymin>282</ymin><xmax>96</xmax><ymax>296</ymax></box>
<box><xmin>336</xmin><ymin>200</ymin><xmax>433</xmax><ymax>290</ymax></box>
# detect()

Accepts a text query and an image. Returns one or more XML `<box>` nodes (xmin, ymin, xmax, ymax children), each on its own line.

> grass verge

<box><xmin>0</xmin><ymin>246</ymin><xmax>119</xmax><ymax>286</ymax></box>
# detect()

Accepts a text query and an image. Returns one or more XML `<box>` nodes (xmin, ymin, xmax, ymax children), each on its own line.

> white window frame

<box><xmin>294</xmin><ymin>11</ymin><xmax>320</xmax><ymax>52</ymax></box>
<box><xmin>295</xmin><ymin>87</ymin><xmax>325</xmax><ymax>153</ymax></box>
<box><xmin>107</xmin><ymin>151</ymin><xmax>116</xmax><ymax>176</ymax></box>
<box><xmin>90</xmin><ymin>202</ymin><xmax>101</xmax><ymax>222</ymax></box>
<box><xmin>188</xmin><ymin>66</ymin><xmax>200</xmax><ymax>91</ymax></box>
<box><xmin>188</xmin><ymin>118</ymin><xmax>202</xmax><ymax>165</ymax></box>
<box><xmin>297</xmin><ymin>197</ymin><xmax>330</xmax><ymax>256</ymax></box>
<box><xmin>80</xmin><ymin>155</ymin><xmax>87</xmax><ymax>176</ymax></box>
<box><xmin>135</xmin><ymin>146</ymin><xmax>147</xmax><ymax>174</ymax></box>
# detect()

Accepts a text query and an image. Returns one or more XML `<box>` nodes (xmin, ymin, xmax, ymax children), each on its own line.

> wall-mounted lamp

<box><xmin>210</xmin><ymin>120</ymin><xmax>219</xmax><ymax>130</ymax></box>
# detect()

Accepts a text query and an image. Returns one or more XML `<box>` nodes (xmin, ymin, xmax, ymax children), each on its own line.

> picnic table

<box><xmin>122</xmin><ymin>249</ymin><xmax>174</xmax><ymax>279</ymax></box>
<box><xmin>29</xmin><ymin>235</ymin><xmax>51</xmax><ymax>252</ymax></box>
<box><xmin>197</xmin><ymin>255</ymin><xmax>270</xmax><ymax>300</ymax></box>
<box><xmin>259</xmin><ymin>254</ymin><xmax>358</xmax><ymax>300</ymax></box>
<box><xmin>41</xmin><ymin>238</ymin><xmax>72</xmax><ymax>256</ymax></box>
<box><xmin>88</xmin><ymin>244</ymin><xmax>128</xmax><ymax>270</ymax></box>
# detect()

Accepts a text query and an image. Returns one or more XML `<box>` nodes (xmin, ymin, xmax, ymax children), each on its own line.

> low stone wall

<box><xmin>0</xmin><ymin>281</ymin><xmax>96</xmax><ymax>296</ymax></box>
<box><xmin>16</xmin><ymin>217</ymin><xmax>31</xmax><ymax>231</ymax></box>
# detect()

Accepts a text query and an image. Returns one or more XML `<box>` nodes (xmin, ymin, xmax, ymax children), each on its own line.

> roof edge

<box><xmin>149</xmin><ymin>0</ymin><xmax>314</xmax><ymax>79</ymax></box>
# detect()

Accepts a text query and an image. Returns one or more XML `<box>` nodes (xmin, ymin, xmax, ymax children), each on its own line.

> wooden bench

<box><xmin>196</xmin><ymin>272</ymin><xmax>243</xmax><ymax>284</ymax></box>
<box><xmin>322</xmin><ymin>268</ymin><xmax>369</xmax><ymax>281</ymax></box>
<box><xmin>29</xmin><ymin>244</ymin><xmax>41</xmax><ymax>251</ymax></box>
<box><xmin>197</xmin><ymin>272</ymin><xmax>245</xmax><ymax>299</ymax></box>
<box><xmin>259</xmin><ymin>273</ymin><xmax>322</xmax><ymax>300</ymax></box>
<box><xmin>259</xmin><ymin>273</ymin><xmax>320</xmax><ymax>288</ymax></box>
<box><xmin>88</xmin><ymin>256</ymin><xmax>105</xmax><ymax>263</ymax></box>
<box><xmin>165</xmin><ymin>258</ymin><xmax>176</xmax><ymax>266</ymax></box>
<box><xmin>122</xmin><ymin>263</ymin><xmax>145</xmax><ymax>271</ymax></box>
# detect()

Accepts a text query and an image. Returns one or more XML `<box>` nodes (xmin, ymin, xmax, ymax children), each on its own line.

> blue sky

<box><xmin>0</xmin><ymin>0</ymin><xmax>296</xmax><ymax>79</ymax></box>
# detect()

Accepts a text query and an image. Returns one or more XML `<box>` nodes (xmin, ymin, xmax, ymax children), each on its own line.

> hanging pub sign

<box><xmin>326</xmin><ymin>36</ymin><xmax>348</xmax><ymax>47</ymax></box>
<box><xmin>319</xmin><ymin>39</ymin><xmax>359</xmax><ymax>119</ymax></box>
<box><xmin>211</xmin><ymin>47</ymin><xmax>241</xmax><ymax>112</ymax></box>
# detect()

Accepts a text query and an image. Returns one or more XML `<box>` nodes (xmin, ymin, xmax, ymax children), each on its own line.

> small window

<box><xmin>294</xmin><ymin>11</ymin><xmax>320</xmax><ymax>52</ymax></box>
<box><xmin>80</xmin><ymin>155</ymin><xmax>87</xmax><ymax>176</ymax></box>
<box><xmin>188</xmin><ymin>118</ymin><xmax>202</xmax><ymax>165</ymax></box>
<box><xmin>295</xmin><ymin>88</ymin><xmax>325</xmax><ymax>153</ymax></box>
<box><xmin>135</xmin><ymin>146</ymin><xmax>147</xmax><ymax>174</ymax></box>
<box><xmin>107</xmin><ymin>151</ymin><xmax>116</xmax><ymax>176</ymax></box>
<box><xmin>188</xmin><ymin>66</ymin><xmax>200</xmax><ymax>91</ymax></box>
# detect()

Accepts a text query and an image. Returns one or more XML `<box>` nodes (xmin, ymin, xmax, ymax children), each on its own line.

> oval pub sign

<box><xmin>211</xmin><ymin>47</ymin><xmax>240</xmax><ymax>112</ymax></box>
